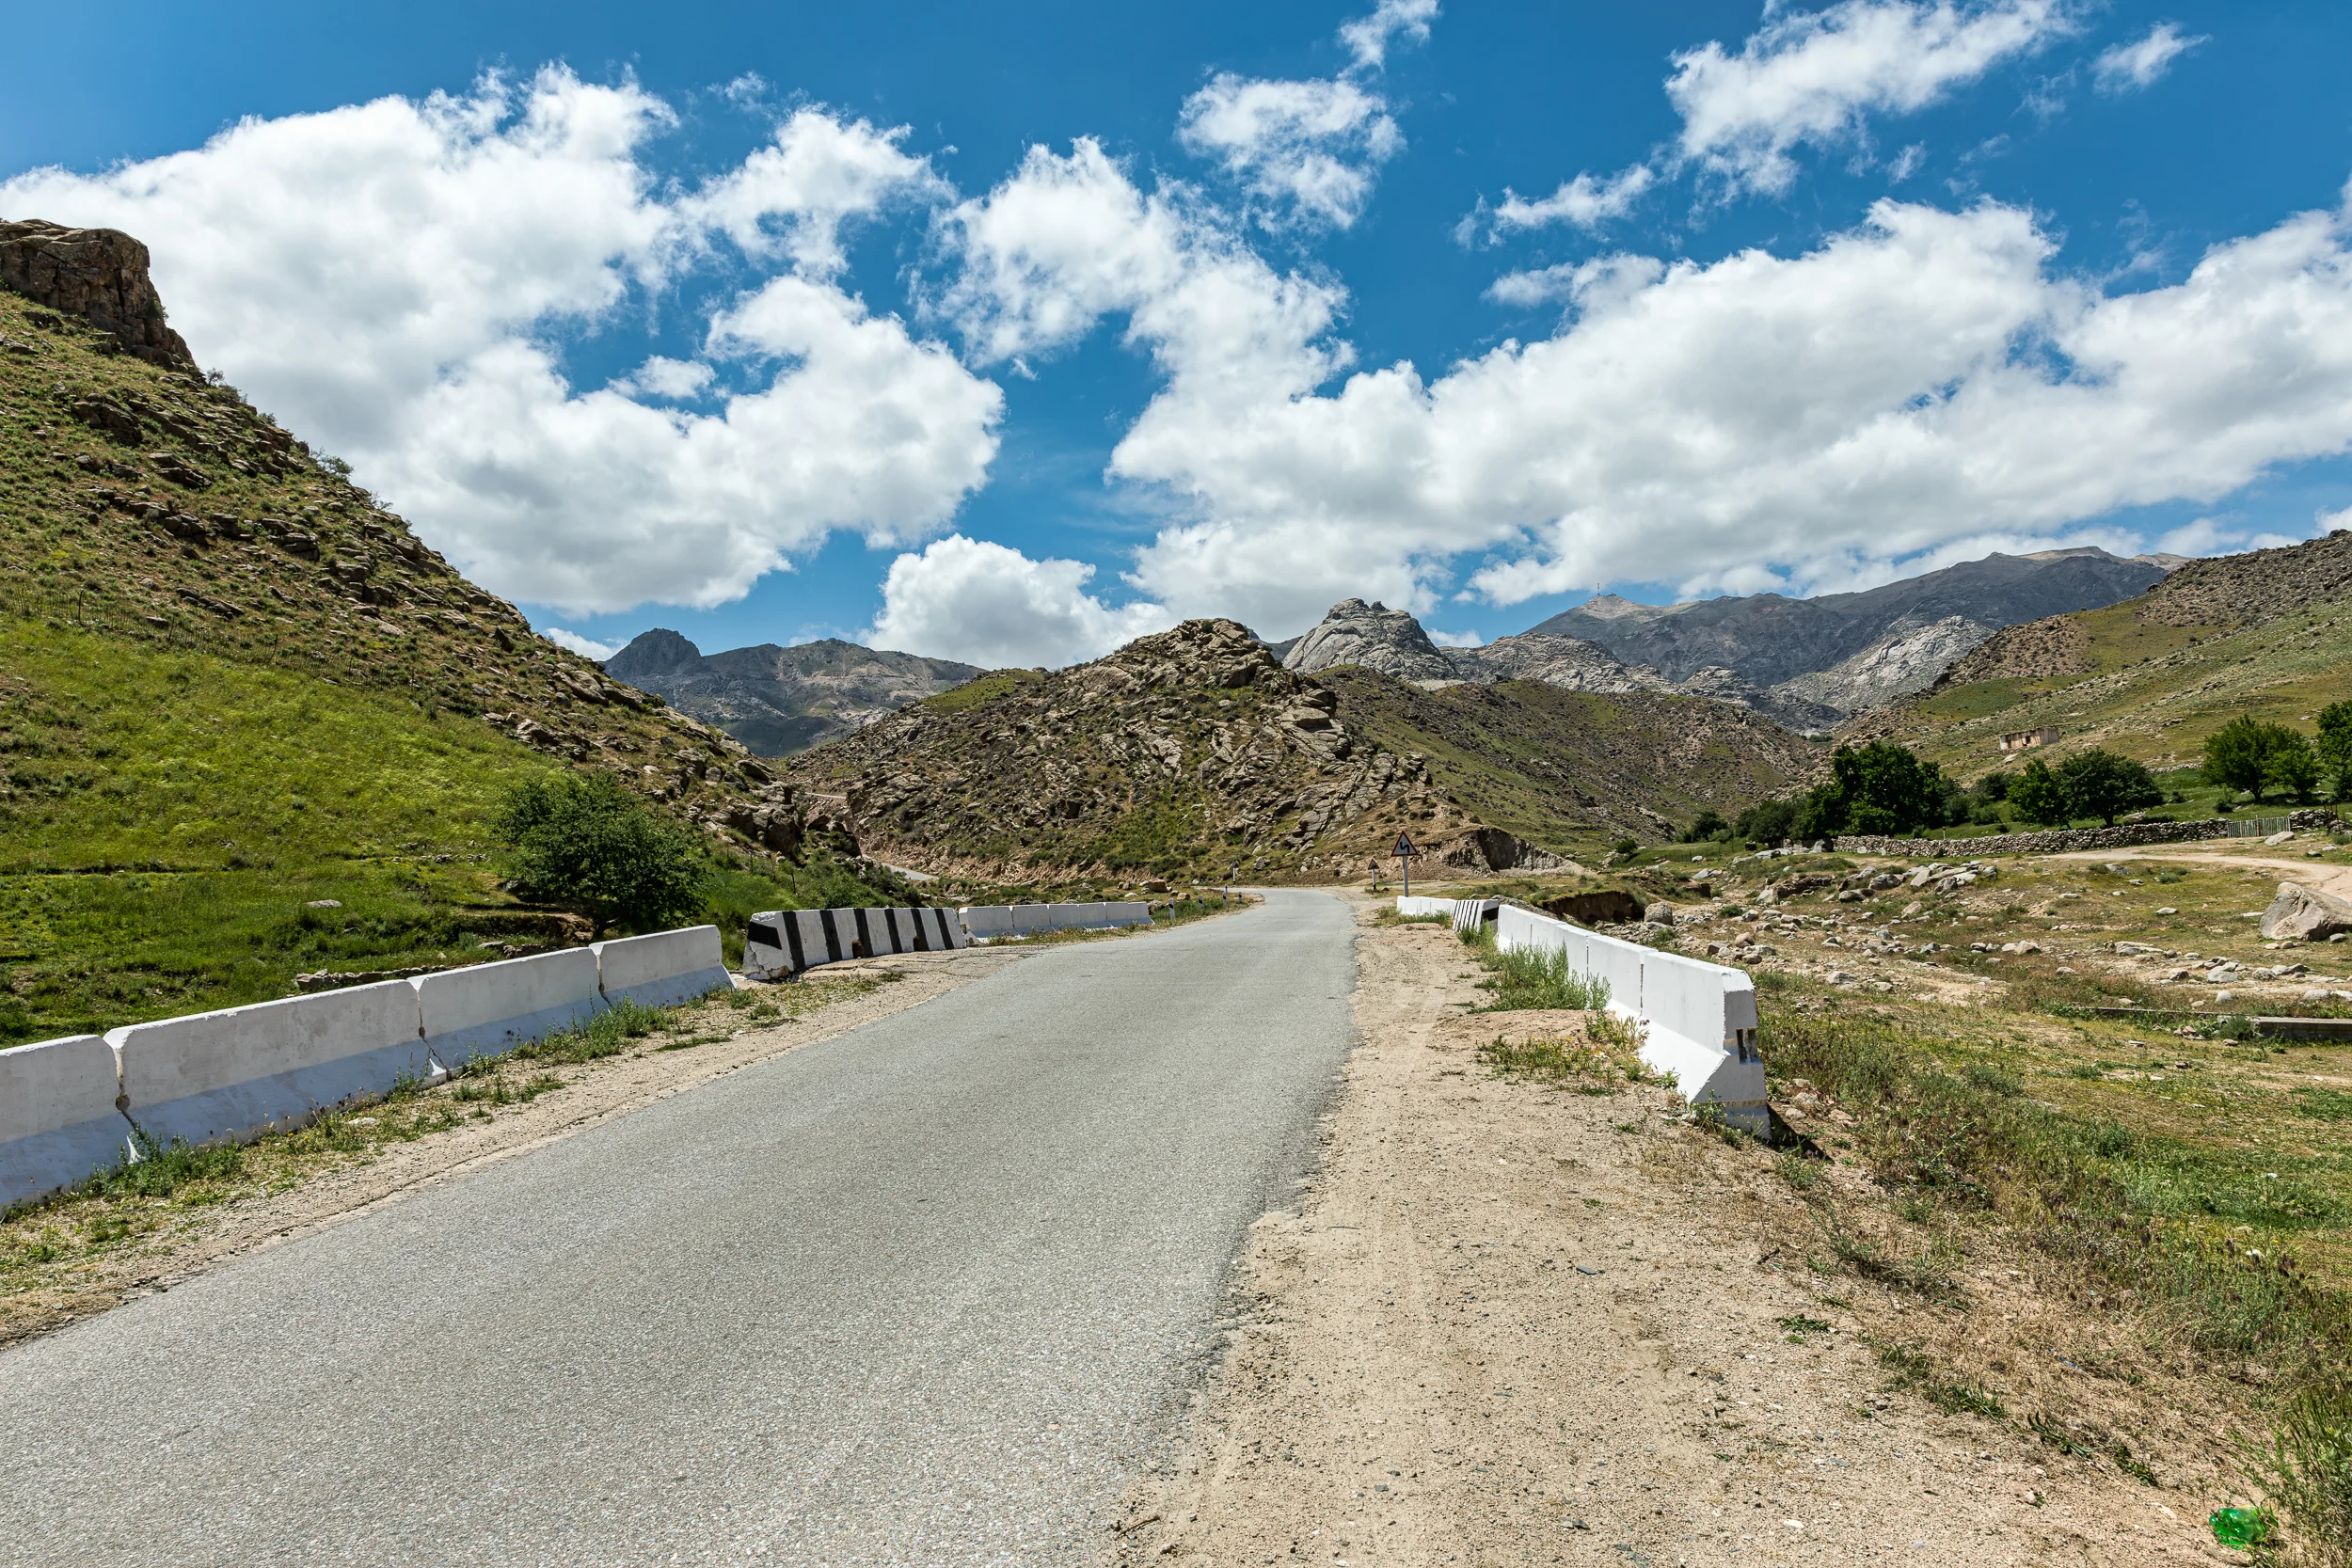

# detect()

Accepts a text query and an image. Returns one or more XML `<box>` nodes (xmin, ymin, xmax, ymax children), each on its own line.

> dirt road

<box><xmin>1106</xmin><ymin>895</ymin><xmax>2249</xmax><ymax>1568</ymax></box>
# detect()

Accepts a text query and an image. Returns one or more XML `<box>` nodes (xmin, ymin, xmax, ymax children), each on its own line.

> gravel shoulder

<box><xmin>1105</xmin><ymin>893</ymin><xmax>2251</xmax><ymax>1568</ymax></box>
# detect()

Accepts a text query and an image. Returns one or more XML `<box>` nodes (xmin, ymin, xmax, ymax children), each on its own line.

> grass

<box><xmin>1459</xmin><ymin>927</ymin><xmax>1614</xmax><ymax>1011</ymax></box>
<box><xmin>1879</xmin><ymin>1341</ymin><xmax>2007</xmax><ymax>1418</ymax></box>
<box><xmin>1765</xmin><ymin>999</ymin><xmax>2352</xmax><ymax>1559</ymax></box>
<box><xmin>0</xmin><ymin>291</ymin><xmax>906</xmax><ymax>1040</ymax></box>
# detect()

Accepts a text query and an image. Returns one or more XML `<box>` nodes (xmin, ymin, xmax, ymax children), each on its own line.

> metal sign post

<box><xmin>1392</xmin><ymin>832</ymin><xmax>1420</xmax><ymax>899</ymax></box>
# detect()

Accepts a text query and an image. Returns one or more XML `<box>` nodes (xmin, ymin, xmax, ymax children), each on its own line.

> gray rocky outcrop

<box><xmin>1281</xmin><ymin>599</ymin><xmax>1461</xmax><ymax>684</ymax></box>
<box><xmin>0</xmin><ymin>219</ymin><xmax>196</xmax><ymax>369</ymax></box>
<box><xmin>2262</xmin><ymin>882</ymin><xmax>2352</xmax><ymax>942</ymax></box>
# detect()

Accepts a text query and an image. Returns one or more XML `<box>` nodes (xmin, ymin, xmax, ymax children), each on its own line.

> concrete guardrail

<box><xmin>414</xmin><ymin>947</ymin><xmax>605</xmax><ymax>1071</ymax></box>
<box><xmin>1394</xmin><ymin>895</ymin><xmax>1453</xmax><ymax>918</ymax></box>
<box><xmin>0</xmin><ymin>924</ymin><xmax>729</xmax><ymax>1192</ymax></box>
<box><xmin>1451</xmin><ymin>896</ymin><xmax>1499</xmax><ymax>934</ymax></box>
<box><xmin>0</xmin><ymin>1035</ymin><xmax>136</xmax><ymax>1206</ymax></box>
<box><xmin>594</xmin><ymin>925</ymin><xmax>732</xmax><ymax>1009</ymax></box>
<box><xmin>742</xmin><ymin>907</ymin><xmax>966</xmax><ymax>980</ymax></box>
<box><xmin>961</xmin><ymin>902</ymin><xmax>1152</xmax><ymax>942</ymax></box>
<box><xmin>1482</xmin><ymin>901</ymin><xmax>1766</xmax><ymax>1134</ymax></box>
<box><xmin>110</xmin><ymin>979</ymin><xmax>437</xmax><ymax>1149</ymax></box>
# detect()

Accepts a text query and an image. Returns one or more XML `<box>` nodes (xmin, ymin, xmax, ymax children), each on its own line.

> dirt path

<box><xmin>2050</xmin><ymin>842</ymin><xmax>2347</xmax><ymax>898</ymax></box>
<box><xmin>1104</xmin><ymin>895</ymin><xmax>2246</xmax><ymax>1568</ymax></box>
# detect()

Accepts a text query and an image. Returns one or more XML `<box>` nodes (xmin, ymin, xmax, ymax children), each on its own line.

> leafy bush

<box><xmin>492</xmin><ymin>772</ymin><xmax>708</xmax><ymax>938</ymax></box>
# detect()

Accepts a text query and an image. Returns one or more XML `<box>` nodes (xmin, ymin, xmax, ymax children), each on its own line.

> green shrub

<box><xmin>493</xmin><ymin>773</ymin><xmax>708</xmax><ymax>938</ymax></box>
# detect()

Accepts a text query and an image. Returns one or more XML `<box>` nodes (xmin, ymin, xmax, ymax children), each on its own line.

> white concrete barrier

<box><xmin>742</xmin><ymin>906</ymin><xmax>965</xmax><ymax>979</ymax></box>
<box><xmin>1495</xmin><ymin>903</ymin><xmax>1766</xmax><ymax>1134</ymax></box>
<box><xmin>959</xmin><ymin>906</ymin><xmax>1017</xmax><ymax>941</ymax></box>
<box><xmin>414</xmin><ymin>948</ymin><xmax>604</xmax><ymax>1070</ymax></box>
<box><xmin>0</xmin><ymin>1035</ymin><xmax>135</xmax><ymax>1205</ymax></box>
<box><xmin>1394</xmin><ymin>895</ymin><xmax>1453</xmax><ymax>918</ymax></box>
<box><xmin>1451</xmin><ymin>896</ymin><xmax>1500</xmax><ymax>934</ymax></box>
<box><xmin>594</xmin><ymin>926</ymin><xmax>732</xmax><ymax>1010</ymax></box>
<box><xmin>112</xmin><ymin>981</ymin><xmax>433</xmax><ymax>1148</ymax></box>
<box><xmin>959</xmin><ymin>901</ymin><xmax>1154</xmax><ymax>942</ymax></box>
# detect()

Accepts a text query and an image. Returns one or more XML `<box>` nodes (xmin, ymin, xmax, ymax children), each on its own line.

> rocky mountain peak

<box><xmin>1281</xmin><ymin>598</ymin><xmax>1459</xmax><ymax>684</ymax></box>
<box><xmin>0</xmin><ymin>218</ymin><xmax>196</xmax><ymax>371</ymax></box>
<box><xmin>606</xmin><ymin>627</ymin><xmax>705</xmax><ymax>678</ymax></box>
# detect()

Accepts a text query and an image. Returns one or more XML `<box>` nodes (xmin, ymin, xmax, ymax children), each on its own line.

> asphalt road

<box><xmin>0</xmin><ymin>889</ymin><xmax>1357</xmax><ymax>1567</ymax></box>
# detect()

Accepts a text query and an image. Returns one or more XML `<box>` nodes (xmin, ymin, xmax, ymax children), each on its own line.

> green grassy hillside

<box><xmin>0</xmin><ymin>248</ymin><xmax>896</xmax><ymax>1042</ymax></box>
<box><xmin>1869</xmin><ymin>591</ymin><xmax>2352</xmax><ymax>781</ymax></box>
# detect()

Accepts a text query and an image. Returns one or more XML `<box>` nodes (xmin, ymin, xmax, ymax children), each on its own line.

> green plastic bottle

<box><xmin>2209</xmin><ymin>1507</ymin><xmax>2271</xmax><ymax>1548</ymax></box>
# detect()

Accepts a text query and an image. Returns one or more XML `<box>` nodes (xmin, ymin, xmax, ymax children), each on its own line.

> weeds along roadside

<box><xmin>0</xmin><ymin>977</ymin><xmax>880</xmax><ymax>1324</ymax></box>
<box><xmin>1449</xmin><ymin>919</ymin><xmax>1652</xmax><ymax>1091</ymax></box>
<box><xmin>1442</xmin><ymin>905</ymin><xmax>2351</xmax><ymax>1559</ymax></box>
<box><xmin>1764</xmin><ymin>999</ymin><xmax>2352</xmax><ymax>1562</ymax></box>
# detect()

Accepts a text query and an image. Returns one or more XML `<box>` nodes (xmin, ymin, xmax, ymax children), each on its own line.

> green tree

<box><xmin>2055</xmin><ymin>749</ymin><xmax>2164</xmax><ymax>826</ymax></box>
<box><xmin>1734</xmin><ymin>798</ymin><xmax>1799</xmax><ymax>845</ymax></box>
<box><xmin>2265</xmin><ymin>730</ymin><xmax>2321</xmax><ymax>802</ymax></box>
<box><xmin>2320</xmin><ymin>701</ymin><xmax>2352</xmax><ymax>800</ymax></box>
<box><xmin>1679</xmin><ymin>809</ymin><xmax>1730</xmax><ymax>843</ymax></box>
<box><xmin>2009</xmin><ymin>756</ymin><xmax>2070</xmax><ymax>827</ymax></box>
<box><xmin>2204</xmin><ymin>717</ymin><xmax>2326</xmax><ymax>803</ymax></box>
<box><xmin>492</xmin><ymin>771</ymin><xmax>708</xmax><ymax>938</ymax></box>
<box><xmin>1829</xmin><ymin>741</ymin><xmax>1946</xmax><ymax>835</ymax></box>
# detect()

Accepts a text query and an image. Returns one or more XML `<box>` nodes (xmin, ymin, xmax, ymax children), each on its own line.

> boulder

<box><xmin>2260</xmin><ymin>882</ymin><xmax>2352</xmax><ymax>942</ymax></box>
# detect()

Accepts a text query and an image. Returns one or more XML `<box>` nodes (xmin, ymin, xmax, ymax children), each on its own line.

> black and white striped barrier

<box><xmin>742</xmin><ymin>907</ymin><xmax>966</xmax><ymax>980</ymax></box>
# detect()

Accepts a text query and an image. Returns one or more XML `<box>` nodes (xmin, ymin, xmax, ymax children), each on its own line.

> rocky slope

<box><xmin>1854</xmin><ymin>531</ymin><xmax>2352</xmax><ymax>775</ymax></box>
<box><xmin>607</xmin><ymin>630</ymin><xmax>982</xmax><ymax>756</ymax></box>
<box><xmin>1279</xmin><ymin>600</ymin><xmax>1845</xmax><ymax>730</ymax></box>
<box><xmin>1522</xmin><ymin>547</ymin><xmax>2171</xmax><ymax>697</ymax></box>
<box><xmin>0</xmin><ymin>219</ymin><xmax>864</xmax><ymax>872</ymax></box>
<box><xmin>1775</xmin><ymin>613</ymin><xmax>1995</xmax><ymax>713</ymax></box>
<box><xmin>787</xmin><ymin>618</ymin><xmax>1813</xmax><ymax>882</ymax></box>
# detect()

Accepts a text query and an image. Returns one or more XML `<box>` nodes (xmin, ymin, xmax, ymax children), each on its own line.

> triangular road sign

<box><xmin>1392</xmin><ymin>832</ymin><xmax>1417</xmax><ymax>857</ymax></box>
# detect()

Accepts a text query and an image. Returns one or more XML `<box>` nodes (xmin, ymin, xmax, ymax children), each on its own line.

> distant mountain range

<box><xmin>1277</xmin><ymin>547</ymin><xmax>2181</xmax><ymax>728</ymax></box>
<box><xmin>606</xmin><ymin>631</ymin><xmax>983</xmax><ymax>756</ymax></box>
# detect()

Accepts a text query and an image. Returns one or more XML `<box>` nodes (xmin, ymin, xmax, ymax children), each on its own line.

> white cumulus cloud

<box><xmin>1177</xmin><ymin>74</ymin><xmax>1402</xmax><ymax>229</ymax></box>
<box><xmin>1339</xmin><ymin>0</ymin><xmax>1440</xmax><ymax>72</ymax></box>
<box><xmin>2092</xmin><ymin>22</ymin><xmax>2205</xmax><ymax>94</ymax></box>
<box><xmin>1667</xmin><ymin>0</ymin><xmax>2076</xmax><ymax>195</ymax></box>
<box><xmin>936</xmin><ymin>132</ymin><xmax>2352</xmax><ymax>637</ymax></box>
<box><xmin>867</xmin><ymin>535</ymin><xmax>1173</xmax><ymax>668</ymax></box>
<box><xmin>1488</xmin><ymin>165</ymin><xmax>1657</xmax><ymax>234</ymax></box>
<box><xmin>0</xmin><ymin>69</ymin><xmax>998</xmax><ymax>616</ymax></box>
<box><xmin>541</xmin><ymin>626</ymin><xmax>622</xmax><ymax>659</ymax></box>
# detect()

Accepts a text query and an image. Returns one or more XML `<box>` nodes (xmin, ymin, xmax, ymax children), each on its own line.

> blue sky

<box><xmin>8</xmin><ymin>1</ymin><xmax>2352</xmax><ymax>666</ymax></box>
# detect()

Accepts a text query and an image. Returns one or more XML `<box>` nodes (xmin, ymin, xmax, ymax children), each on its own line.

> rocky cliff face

<box><xmin>1775</xmin><ymin>614</ymin><xmax>1995</xmax><ymax>714</ymax></box>
<box><xmin>0</xmin><ymin>220</ymin><xmax>196</xmax><ymax>371</ymax></box>
<box><xmin>606</xmin><ymin>631</ymin><xmax>984</xmax><ymax>756</ymax></box>
<box><xmin>1279</xmin><ymin>601</ymin><xmax>1844</xmax><ymax>729</ymax></box>
<box><xmin>1521</xmin><ymin>548</ymin><xmax>2169</xmax><ymax>691</ymax></box>
<box><xmin>1279</xmin><ymin>598</ymin><xmax>1460</xmax><ymax>684</ymax></box>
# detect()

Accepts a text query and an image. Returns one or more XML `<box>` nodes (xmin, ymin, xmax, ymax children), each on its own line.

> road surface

<box><xmin>0</xmin><ymin>889</ymin><xmax>1357</xmax><ymax>1566</ymax></box>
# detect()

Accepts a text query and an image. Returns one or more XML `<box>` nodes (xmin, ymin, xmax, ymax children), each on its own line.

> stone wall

<box><xmin>1833</xmin><ymin>809</ymin><xmax>2338</xmax><ymax>859</ymax></box>
<box><xmin>0</xmin><ymin>219</ymin><xmax>196</xmax><ymax>369</ymax></box>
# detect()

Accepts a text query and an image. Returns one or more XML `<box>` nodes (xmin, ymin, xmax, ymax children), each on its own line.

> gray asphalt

<box><xmin>0</xmin><ymin>889</ymin><xmax>1357</xmax><ymax>1567</ymax></box>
